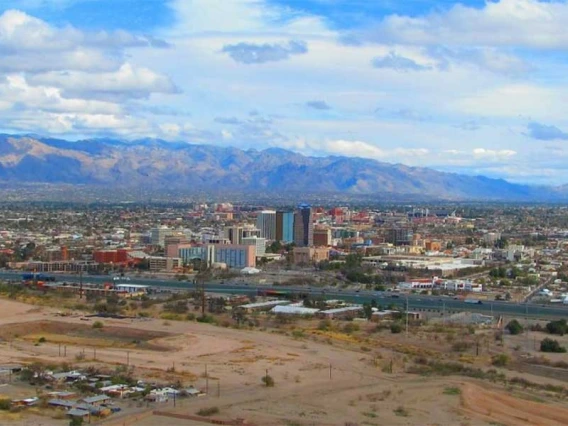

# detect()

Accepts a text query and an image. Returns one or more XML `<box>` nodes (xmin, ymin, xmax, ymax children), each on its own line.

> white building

<box><xmin>242</xmin><ymin>236</ymin><xmax>267</xmax><ymax>257</ymax></box>
<box><xmin>256</xmin><ymin>210</ymin><xmax>277</xmax><ymax>240</ymax></box>
<box><xmin>150</xmin><ymin>226</ymin><xmax>172</xmax><ymax>247</ymax></box>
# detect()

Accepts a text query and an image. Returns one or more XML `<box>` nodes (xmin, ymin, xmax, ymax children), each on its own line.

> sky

<box><xmin>1</xmin><ymin>0</ymin><xmax>568</xmax><ymax>185</ymax></box>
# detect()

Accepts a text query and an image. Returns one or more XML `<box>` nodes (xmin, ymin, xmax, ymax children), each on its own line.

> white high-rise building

<box><xmin>256</xmin><ymin>210</ymin><xmax>276</xmax><ymax>240</ymax></box>
<box><xmin>242</xmin><ymin>237</ymin><xmax>267</xmax><ymax>257</ymax></box>
<box><xmin>150</xmin><ymin>226</ymin><xmax>172</xmax><ymax>247</ymax></box>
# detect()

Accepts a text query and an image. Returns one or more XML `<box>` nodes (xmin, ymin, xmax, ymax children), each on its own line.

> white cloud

<box><xmin>454</xmin><ymin>84</ymin><xmax>568</xmax><ymax>120</ymax></box>
<box><xmin>365</xmin><ymin>0</ymin><xmax>568</xmax><ymax>50</ymax></box>
<box><xmin>28</xmin><ymin>63</ymin><xmax>178</xmax><ymax>101</ymax></box>
<box><xmin>0</xmin><ymin>75</ymin><xmax>121</xmax><ymax>114</ymax></box>
<box><xmin>473</xmin><ymin>148</ymin><xmax>517</xmax><ymax>160</ymax></box>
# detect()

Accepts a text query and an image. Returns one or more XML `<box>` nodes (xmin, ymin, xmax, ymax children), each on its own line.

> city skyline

<box><xmin>0</xmin><ymin>1</ymin><xmax>567</xmax><ymax>185</ymax></box>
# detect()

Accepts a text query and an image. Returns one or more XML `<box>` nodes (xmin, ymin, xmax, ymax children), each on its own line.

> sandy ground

<box><xmin>461</xmin><ymin>382</ymin><xmax>568</xmax><ymax>426</ymax></box>
<box><xmin>0</xmin><ymin>299</ymin><xmax>567</xmax><ymax>425</ymax></box>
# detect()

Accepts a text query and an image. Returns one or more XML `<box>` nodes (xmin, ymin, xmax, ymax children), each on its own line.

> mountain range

<box><xmin>0</xmin><ymin>134</ymin><xmax>563</xmax><ymax>201</ymax></box>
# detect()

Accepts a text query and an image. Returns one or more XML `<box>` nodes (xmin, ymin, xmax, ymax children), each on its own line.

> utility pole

<box><xmin>329</xmin><ymin>363</ymin><xmax>332</xmax><ymax>380</ymax></box>
<box><xmin>525</xmin><ymin>302</ymin><xmax>529</xmax><ymax>351</ymax></box>
<box><xmin>217</xmin><ymin>380</ymin><xmax>220</xmax><ymax>397</ymax></box>
<box><xmin>405</xmin><ymin>295</ymin><xmax>409</xmax><ymax>339</ymax></box>
<box><xmin>205</xmin><ymin>364</ymin><xmax>209</xmax><ymax>394</ymax></box>
<box><xmin>79</xmin><ymin>270</ymin><xmax>83</xmax><ymax>299</ymax></box>
<box><xmin>126</xmin><ymin>351</ymin><xmax>130</xmax><ymax>367</ymax></box>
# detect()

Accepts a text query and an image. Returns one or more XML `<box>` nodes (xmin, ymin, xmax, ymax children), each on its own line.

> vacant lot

<box><xmin>0</xmin><ymin>298</ymin><xmax>566</xmax><ymax>425</ymax></box>
<box><xmin>0</xmin><ymin>320</ymin><xmax>173</xmax><ymax>350</ymax></box>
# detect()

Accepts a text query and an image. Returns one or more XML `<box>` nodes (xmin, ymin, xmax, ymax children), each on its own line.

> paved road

<box><xmin>1</xmin><ymin>271</ymin><xmax>567</xmax><ymax>319</ymax></box>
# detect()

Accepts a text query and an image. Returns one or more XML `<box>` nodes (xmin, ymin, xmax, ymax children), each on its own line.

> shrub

<box><xmin>262</xmin><ymin>375</ymin><xmax>275</xmax><ymax>387</ymax></box>
<box><xmin>541</xmin><ymin>338</ymin><xmax>567</xmax><ymax>353</ymax></box>
<box><xmin>0</xmin><ymin>399</ymin><xmax>11</xmax><ymax>410</ymax></box>
<box><xmin>92</xmin><ymin>321</ymin><xmax>104</xmax><ymax>329</ymax></box>
<box><xmin>506</xmin><ymin>319</ymin><xmax>524</xmax><ymax>335</ymax></box>
<box><xmin>160</xmin><ymin>313</ymin><xmax>183</xmax><ymax>321</ymax></box>
<box><xmin>390</xmin><ymin>323</ymin><xmax>403</xmax><ymax>334</ymax></box>
<box><xmin>318</xmin><ymin>319</ymin><xmax>332</xmax><ymax>331</ymax></box>
<box><xmin>196</xmin><ymin>314</ymin><xmax>216</xmax><ymax>324</ymax></box>
<box><xmin>291</xmin><ymin>330</ymin><xmax>305</xmax><ymax>339</ymax></box>
<box><xmin>491</xmin><ymin>354</ymin><xmax>510</xmax><ymax>367</ymax></box>
<box><xmin>394</xmin><ymin>406</ymin><xmax>409</xmax><ymax>417</ymax></box>
<box><xmin>196</xmin><ymin>407</ymin><xmax>219</xmax><ymax>416</ymax></box>
<box><xmin>69</xmin><ymin>418</ymin><xmax>84</xmax><ymax>426</ymax></box>
<box><xmin>186</xmin><ymin>313</ymin><xmax>196</xmax><ymax>321</ymax></box>
<box><xmin>451</xmin><ymin>341</ymin><xmax>472</xmax><ymax>352</ymax></box>
<box><xmin>342</xmin><ymin>323</ymin><xmax>359</xmax><ymax>335</ymax></box>
<box><xmin>443</xmin><ymin>387</ymin><xmax>461</xmax><ymax>395</ymax></box>
<box><xmin>546</xmin><ymin>319</ymin><xmax>568</xmax><ymax>336</ymax></box>
<box><xmin>38</xmin><ymin>336</ymin><xmax>46</xmax><ymax>343</ymax></box>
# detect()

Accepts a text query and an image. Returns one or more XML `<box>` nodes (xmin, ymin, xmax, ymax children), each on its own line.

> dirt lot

<box><xmin>0</xmin><ymin>299</ymin><xmax>567</xmax><ymax>425</ymax></box>
<box><xmin>0</xmin><ymin>320</ymin><xmax>172</xmax><ymax>351</ymax></box>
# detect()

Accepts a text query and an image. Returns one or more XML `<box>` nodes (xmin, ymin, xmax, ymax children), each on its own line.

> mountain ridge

<box><xmin>0</xmin><ymin>134</ymin><xmax>560</xmax><ymax>201</ymax></box>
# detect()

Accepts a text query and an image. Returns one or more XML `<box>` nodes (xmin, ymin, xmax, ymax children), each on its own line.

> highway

<box><xmin>1</xmin><ymin>271</ymin><xmax>567</xmax><ymax>319</ymax></box>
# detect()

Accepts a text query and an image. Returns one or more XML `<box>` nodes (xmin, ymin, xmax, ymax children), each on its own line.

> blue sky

<box><xmin>1</xmin><ymin>0</ymin><xmax>568</xmax><ymax>185</ymax></box>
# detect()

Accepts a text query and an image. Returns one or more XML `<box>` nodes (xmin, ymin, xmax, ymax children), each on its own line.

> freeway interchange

<box><xmin>1</xmin><ymin>271</ymin><xmax>567</xmax><ymax>320</ymax></box>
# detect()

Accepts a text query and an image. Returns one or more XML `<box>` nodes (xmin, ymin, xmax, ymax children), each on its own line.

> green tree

<box><xmin>363</xmin><ymin>303</ymin><xmax>373</xmax><ymax>320</ymax></box>
<box><xmin>390</xmin><ymin>323</ymin><xmax>402</xmax><ymax>334</ymax></box>
<box><xmin>262</xmin><ymin>375</ymin><xmax>275</xmax><ymax>387</ymax></box>
<box><xmin>546</xmin><ymin>319</ymin><xmax>568</xmax><ymax>336</ymax></box>
<box><xmin>506</xmin><ymin>319</ymin><xmax>523</xmax><ymax>335</ymax></box>
<box><xmin>541</xmin><ymin>338</ymin><xmax>567</xmax><ymax>353</ymax></box>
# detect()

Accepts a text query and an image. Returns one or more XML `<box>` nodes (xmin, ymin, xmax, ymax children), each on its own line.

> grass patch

<box><xmin>443</xmin><ymin>386</ymin><xmax>461</xmax><ymax>395</ymax></box>
<box><xmin>362</xmin><ymin>412</ymin><xmax>377</xmax><ymax>418</ymax></box>
<box><xmin>196</xmin><ymin>406</ymin><xmax>220</xmax><ymax>416</ymax></box>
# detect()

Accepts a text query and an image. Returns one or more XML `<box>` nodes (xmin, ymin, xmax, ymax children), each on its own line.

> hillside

<box><xmin>0</xmin><ymin>134</ymin><xmax>557</xmax><ymax>200</ymax></box>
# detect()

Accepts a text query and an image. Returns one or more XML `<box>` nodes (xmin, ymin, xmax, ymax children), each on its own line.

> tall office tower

<box><xmin>387</xmin><ymin>227</ymin><xmax>413</xmax><ymax>246</ymax></box>
<box><xmin>276</xmin><ymin>211</ymin><xmax>295</xmax><ymax>243</ymax></box>
<box><xmin>224</xmin><ymin>225</ymin><xmax>243</xmax><ymax>245</ymax></box>
<box><xmin>256</xmin><ymin>210</ymin><xmax>277</xmax><ymax>240</ymax></box>
<box><xmin>294</xmin><ymin>203</ymin><xmax>313</xmax><ymax>247</ymax></box>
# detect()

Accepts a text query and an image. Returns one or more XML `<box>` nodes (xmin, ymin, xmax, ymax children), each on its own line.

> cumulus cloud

<box><xmin>372</xmin><ymin>52</ymin><xmax>431</xmax><ymax>71</ymax></box>
<box><xmin>359</xmin><ymin>0</ymin><xmax>568</xmax><ymax>50</ymax></box>
<box><xmin>0</xmin><ymin>9</ymin><xmax>168</xmax><ymax>52</ymax></box>
<box><xmin>221</xmin><ymin>40</ymin><xmax>308</xmax><ymax>64</ymax></box>
<box><xmin>473</xmin><ymin>148</ymin><xmax>517</xmax><ymax>160</ymax></box>
<box><xmin>27</xmin><ymin>64</ymin><xmax>178</xmax><ymax>101</ymax></box>
<box><xmin>0</xmin><ymin>75</ymin><xmax>121</xmax><ymax>114</ymax></box>
<box><xmin>525</xmin><ymin>122</ymin><xmax>568</xmax><ymax>141</ymax></box>
<box><xmin>0</xmin><ymin>9</ymin><xmax>179</xmax><ymax>136</ymax></box>
<box><xmin>305</xmin><ymin>100</ymin><xmax>331</xmax><ymax>110</ymax></box>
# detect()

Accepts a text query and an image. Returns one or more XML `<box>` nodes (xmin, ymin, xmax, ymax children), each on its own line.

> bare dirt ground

<box><xmin>461</xmin><ymin>382</ymin><xmax>568</xmax><ymax>426</ymax></box>
<box><xmin>0</xmin><ymin>299</ymin><xmax>567</xmax><ymax>425</ymax></box>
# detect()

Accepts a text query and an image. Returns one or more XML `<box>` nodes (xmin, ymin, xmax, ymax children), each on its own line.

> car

<box><xmin>391</xmin><ymin>294</ymin><xmax>400</xmax><ymax>299</ymax></box>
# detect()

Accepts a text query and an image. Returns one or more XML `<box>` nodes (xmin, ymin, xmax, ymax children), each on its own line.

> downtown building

<box><xmin>294</xmin><ymin>203</ymin><xmax>313</xmax><ymax>247</ymax></box>
<box><xmin>256</xmin><ymin>210</ymin><xmax>277</xmax><ymax>240</ymax></box>
<box><xmin>276</xmin><ymin>211</ymin><xmax>295</xmax><ymax>243</ymax></box>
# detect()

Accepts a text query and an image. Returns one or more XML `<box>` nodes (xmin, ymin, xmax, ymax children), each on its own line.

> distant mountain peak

<box><xmin>0</xmin><ymin>134</ymin><xmax>563</xmax><ymax>200</ymax></box>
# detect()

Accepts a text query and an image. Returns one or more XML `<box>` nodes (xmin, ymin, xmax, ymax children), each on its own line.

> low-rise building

<box><xmin>292</xmin><ymin>247</ymin><xmax>330</xmax><ymax>265</ymax></box>
<box><xmin>317</xmin><ymin>306</ymin><xmax>363</xmax><ymax>320</ymax></box>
